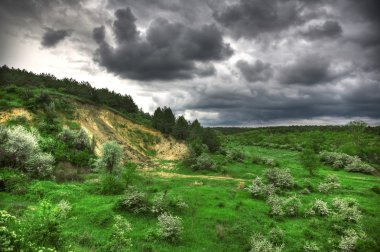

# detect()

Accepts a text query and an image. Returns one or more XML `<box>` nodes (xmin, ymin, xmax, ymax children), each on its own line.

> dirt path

<box><xmin>146</xmin><ymin>171</ymin><xmax>247</xmax><ymax>182</ymax></box>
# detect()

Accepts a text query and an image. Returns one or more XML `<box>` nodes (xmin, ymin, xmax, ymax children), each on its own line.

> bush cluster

<box><xmin>116</xmin><ymin>187</ymin><xmax>149</xmax><ymax>214</ymax></box>
<box><xmin>156</xmin><ymin>212</ymin><xmax>183</xmax><ymax>243</ymax></box>
<box><xmin>0</xmin><ymin>125</ymin><xmax>54</xmax><ymax>178</ymax></box>
<box><xmin>226</xmin><ymin>148</ymin><xmax>246</xmax><ymax>162</ymax></box>
<box><xmin>151</xmin><ymin>192</ymin><xmax>188</xmax><ymax>215</ymax></box>
<box><xmin>319</xmin><ymin>151</ymin><xmax>375</xmax><ymax>174</ymax></box>
<box><xmin>266</xmin><ymin>194</ymin><xmax>302</xmax><ymax>217</ymax></box>
<box><xmin>307</xmin><ymin>199</ymin><xmax>329</xmax><ymax>216</ymax></box>
<box><xmin>249</xmin><ymin>232</ymin><xmax>283</xmax><ymax>252</ymax></box>
<box><xmin>190</xmin><ymin>153</ymin><xmax>216</xmax><ymax>171</ymax></box>
<box><xmin>58</xmin><ymin>128</ymin><xmax>91</xmax><ymax>151</ymax></box>
<box><xmin>265</xmin><ymin>168</ymin><xmax>294</xmax><ymax>189</ymax></box>
<box><xmin>317</xmin><ymin>175</ymin><xmax>341</xmax><ymax>194</ymax></box>
<box><xmin>332</xmin><ymin>198</ymin><xmax>362</xmax><ymax>223</ymax></box>
<box><xmin>246</xmin><ymin>177</ymin><xmax>275</xmax><ymax>199</ymax></box>
<box><xmin>104</xmin><ymin>215</ymin><xmax>133</xmax><ymax>252</ymax></box>
<box><xmin>252</xmin><ymin>156</ymin><xmax>279</xmax><ymax>167</ymax></box>
<box><xmin>338</xmin><ymin>228</ymin><xmax>366</xmax><ymax>252</ymax></box>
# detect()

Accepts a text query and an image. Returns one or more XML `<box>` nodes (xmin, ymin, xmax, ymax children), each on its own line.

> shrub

<box><xmin>116</xmin><ymin>187</ymin><xmax>149</xmax><ymax>214</ymax></box>
<box><xmin>246</xmin><ymin>177</ymin><xmax>276</xmax><ymax>199</ymax></box>
<box><xmin>338</xmin><ymin>228</ymin><xmax>366</xmax><ymax>252</ymax></box>
<box><xmin>226</xmin><ymin>148</ymin><xmax>246</xmax><ymax>162</ymax></box>
<box><xmin>100</xmin><ymin>175</ymin><xmax>125</xmax><ymax>195</ymax></box>
<box><xmin>95</xmin><ymin>141</ymin><xmax>123</xmax><ymax>174</ymax></box>
<box><xmin>308</xmin><ymin>199</ymin><xmax>329</xmax><ymax>216</ymax></box>
<box><xmin>269</xmin><ymin>227</ymin><xmax>284</xmax><ymax>246</ymax></box>
<box><xmin>157</xmin><ymin>213</ymin><xmax>183</xmax><ymax>243</ymax></box>
<box><xmin>151</xmin><ymin>192</ymin><xmax>188</xmax><ymax>215</ymax></box>
<box><xmin>249</xmin><ymin>232</ymin><xmax>283</xmax><ymax>252</ymax></box>
<box><xmin>267</xmin><ymin>195</ymin><xmax>285</xmax><ymax>217</ymax></box>
<box><xmin>0</xmin><ymin>126</ymin><xmax>54</xmax><ymax>178</ymax></box>
<box><xmin>317</xmin><ymin>175</ymin><xmax>340</xmax><ymax>194</ymax></box>
<box><xmin>282</xmin><ymin>195</ymin><xmax>302</xmax><ymax>217</ymax></box>
<box><xmin>300</xmin><ymin>148</ymin><xmax>319</xmax><ymax>176</ymax></box>
<box><xmin>25</xmin><ymin>152</ymin><xmax>54</xmax><ymax>178</ymax></box>
<box><xmin>265</xmin><ymin>168</ymin><xmax>294</xmax><ymax>189</ymax></box>
<box><xmin>344</xmin><ymin>161</ymin><xmax>375</xmax><ymax>174</ymax></box>
<box><xmin>252</xmin><ymin>156</ymin><xmax>279</xmax><ymax>167</ymax></box>
<box><xmin>191</xmin><ymin>153</ymin><xmax>216</xmax><ymax>171</ymax></box>
<box><xmin>319</xmin><ymin>151</ymin><xmax>374</xmax><ymax>174</ymax></box>
<box><xmin>20</xmin><ymin>200</ymin><xmax>71</xmax><ymax>250</ymax></box>
<box><xmin>303</xmin><ymin>241</ymin><xmax>320</xmax><ymax>251</ymax></box>
<box><xmin>104</xmin><ymin>215</ymin><xmax>133</xmax><ymax>252</ymax></box>
<box><xmin>332</xmin><ymin>198</ymin><xmax>362</xmax><ymax>223</ymax></box>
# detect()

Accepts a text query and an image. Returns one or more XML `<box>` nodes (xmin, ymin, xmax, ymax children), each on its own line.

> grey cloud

<box><xmin>279</xmin><ymin>54</ymin><xmax>333</xmax><ymax>85</ymax></box>
<box><xmin>300</xmin><ymin>20</ymin><xmax>342</xmax><ymax>40</ymax></box>
<box><xmin>213</xmin><ymin>0</ymin><xmax>308</xmax><ymax>39</ymax></box>
<box><xmin>236</xmin><ymin>60</ymin><xmax>273</xmax><ymax>82</ymax></box>
<box><xmin>113</xmin><ymin>7</ymin><xmax>139</xmax><ymax>42</ymax></box>
<box><xmin>93</xmin><ymin>7</ymin><xmax>233</xmax><ymax>81</ymax></box>
<box><xmin>41</xmin><ymin>28</ymin><xmax>71</xmax><ymax>48</ymax></box>
<box><xmin>92</xmin><ymin>26</ymin><xmax>105</xmax><ymax>44</ymax></box>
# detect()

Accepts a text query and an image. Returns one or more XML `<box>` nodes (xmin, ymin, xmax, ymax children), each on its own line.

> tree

<box><xmin>201</xmin><ymin>128</ymin><xmax>220</xmax><ymax>153</ymax></box>
<box><xmin>97</xmin><ymin>141</ymin><xmax>123</xmax><ymax>174</ymax></box>
<box><xmin>173</xmin><ymin>116</ymin><xmax>189</xmax><ymax>140</ymax></box>
<box><xmin>162</xmin><ymin>107</ymin><xmax>175</xmax><ymax>134</ymax></box>
<box><xmin>153</xmin><ymin>107</ymin><xmax>163</xmax><ymax>131</ymax></box>
<box><xmin>300</xmin><ymin>148</ymin><xmax>319</xmax><ymax>176</ymax></box>
<box><xmin>347</xmin><ymin>120</ymin><xmax>368</xmax><ymax>149</ymax></box>
<box><xmin>189</xmin><ymin>119</ymin><xmax>203</xmax><ymax>140</ymax></box>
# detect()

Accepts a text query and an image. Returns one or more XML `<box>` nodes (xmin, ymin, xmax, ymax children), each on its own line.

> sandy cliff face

<box><xmin>0</xmin><ymin>102</ymin><xmax>188</xmax><ymax>162</ymax></box>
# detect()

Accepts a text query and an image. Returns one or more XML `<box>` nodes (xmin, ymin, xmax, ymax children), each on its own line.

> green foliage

<box><xmin>249</xmin><ymin>232</ymin><xmax>283</xmax><ymax>252</ymax></box>
<box><xmin>152</xmin><ymin>107</ymin><xmax>175</xmax><ymax>134</ymax></box>
<box><xmin>0</xmin><ymin>125</ymin><xmax>54</xmax><ymax>178</ymax></box>
<box><xmin>252</xmin><ymin>155</ymin><xmax>279</xmax><ymax>167</ymax></box>
<box><xmin>191</xmin><ymin>153</ymin><xmax>216</xmax><ymax>171</ymax></box>
<box><xmin>202</xmin><ymin>128</ymin><xmax>221</xmax><ymax>152</ymax></box>
<box><xmin>300</xmin><ymin>148</ymin><xmax>319</xmax><ymax>176</ymax></box>
<box><xmin>100</xmin><ymin>175</ymin><xmax>125</xmax><ymax>195</ymax></box>
<box><xmin>319</xmin><ymin>151</ymin><xmax>375</xmax><ymax>174</ymax></box>
<box><xmin>96</xmin><ymin>141</ymin><xmax>123</xmax><ymax>174</ymax></box>
<box><xmin>116</xmin><ymin>187</ymin><xmax>149</xmax><ymax>214</ymax></box>
<box><xmin>265</xmin><ymin>168</ymin><xmax>294</xmax><ymax>189</ymax></box>
<box><xmin>172</xmin><ymin>116</ymin><xmax>189</xmax><ymax>140</ymax></box>
<box><xmin>226</xmin><ymin>148</ymin><xmax>246</xmax><ymax>162</ymax></box>
<box><xmin>156</xmin><ymin>212</ymin><xmax>183</xmax><ymax>243</ymax></box>
<box><xmin>317</xmin><ymin>175</ymin><xmax>340</xmax><ymax>194</ymax></box>
<box><xmin>103</xmin><ymin>215</ymin><xmax>133</xmax><ymax>252</ymax></box>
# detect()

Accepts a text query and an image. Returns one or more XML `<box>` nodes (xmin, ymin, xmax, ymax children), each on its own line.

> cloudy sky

<box><xmin>1</xmin><ymin>0</ymin><xmax>379</xmax><ymax>126</ymax></box>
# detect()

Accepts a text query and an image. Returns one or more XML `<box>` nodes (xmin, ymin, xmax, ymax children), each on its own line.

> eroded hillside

<box><xmin>0</xmin><ymin>101</ymin><xmax>188</xmax><ymax>162</ymax></box>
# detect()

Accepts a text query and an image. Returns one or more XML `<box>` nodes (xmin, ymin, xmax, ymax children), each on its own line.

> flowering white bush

<box><xmin>319</xmin><ymin>151</ymin><xmax>374</xmax><ymax>174</ymax></box>
<box><xmin>25</xmin><ymin>152</ymin><xmax>54</xmax><ymax>178</ymax></box>
<box><xmin>282</xmin><ymin>195</ymin><xmax>302</xmax><ymax>217</ymax></box>
<box><xmin>338</xmin><ymin>228</ymin><xmax>366</xmax><ymax>252</ymax></box>
<box><xmin>267</xmin><ymin>195</ymin><xmax>285</xmax><ymax>217</ymax></box>
<box><xmin>191</xmin><ymin>153</ymin><xmax>216</xmax><ymax>171</ymax></box>
<box><xmin>303</xmin><ymin>241</ymin><xmax>320</xmax><ymax>251</ymax></box>
<box><xmin>332</xmin><ymin>198</ymin><xmax>362</xmax><ymax>223</ymax></box>
<box><xmin>317</xmin><ymin>175</ymin><xmax>340</xmax><ymax>194</ymax></box>
<box><xmin>247</xmin><ymin>177</ymin><xmax>277</xmax><ymax>199</ymax></box>
<box><xmin>265</xmin><ymin>168</ymin><xmax>294</xmax><ymax>189</ymax></box>
<box><xmin>157</xmin><ymin>212</ymin><xmax>183</xmax><ymax>243</ymax></box>
<box><xmin>117</xmin><ymin>187</ymin><xmax>149</xmax><ymax>214</ymax></box>
<box><xmin>0</xmin><ymin>126</ymin><xmax>54</xmax><ymax>178</ymax></box>
<box><xmin>309</xmin><ymin>199</ymin><xmax>329</xmax><ymax>216</ymax></box>
<box><xmin>105</xmin><ymin>215</ymin><xmax>133</xmax><ymax>252</ymax></box>
<box><xmin>249</xmin><ymin>232</ymin><xmax>283</xmax><ymax>252</ymax></box>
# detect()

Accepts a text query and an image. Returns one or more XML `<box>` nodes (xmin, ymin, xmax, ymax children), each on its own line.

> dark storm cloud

<box><xmin>213</xmin><ymin>0</ymin><xmax>309</xmax><ymax>39</ymax></box>
<box><xmin>113</xmin><ymin>7</ymin><xmax>139</xmax><ymax>42</ymax></box>
<box><xmin>279</xmin><ymin>54</ymin><xmax>333</xmax><ymax>85</ymax></box>
<box><xmin>92</xmin><ymin>26</ymin><xmax>105</xmax><ymax>44</ymax></box>
<box><xmin>41</xmin><ymin>28</ymin><xmax>71</xmax><ymax>48</ymax></box>
<box><xmin>300</xmin><ymin>21</ymin><xmax>343</xmax><ymax>40</ymax></box>
<box><xmin>93</xmin><ymin>7</ymin><xmax>233</xmax><ymax>81</ymax></box>
<box><xmin>236</xmin><ymin>60</ymin><xmax>273</xmax><ymax>82</ymax></box>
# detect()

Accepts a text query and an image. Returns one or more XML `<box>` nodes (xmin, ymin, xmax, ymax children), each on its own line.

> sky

<box><xmin>0</xmin><ymin>0</ymin><xmax>379</xmax><ymax>126</ymax></box>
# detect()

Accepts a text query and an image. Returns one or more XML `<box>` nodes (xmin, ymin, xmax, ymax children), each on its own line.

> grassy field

<box><xmin>1</xmin><ymin>143</ymin><xmax>379</xmax><ymax>251</ymax></box>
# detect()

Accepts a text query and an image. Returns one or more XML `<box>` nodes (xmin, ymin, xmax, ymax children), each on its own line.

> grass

<box><xmin>1</xmin><ymin>142</ymin><xmax>380</xmax><ymax>251</ymax></box>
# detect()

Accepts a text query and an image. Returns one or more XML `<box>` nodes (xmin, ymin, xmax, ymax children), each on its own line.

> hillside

<box><xmin>1</xmin><ymin>70</ymin><xmax>380</xmax><ymax>252</ymax></box>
